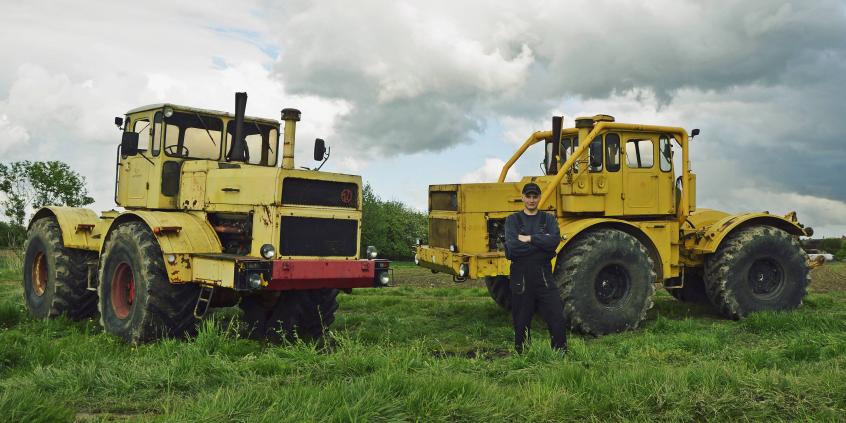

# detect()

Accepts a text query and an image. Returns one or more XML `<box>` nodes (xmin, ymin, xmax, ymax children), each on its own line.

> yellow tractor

<box><xmin>415</xmin><ymin>115</ymin><xmax>812</xmax><ymax>335</ymax></box>
<box><xmin>22</xmin><ymin>93</ymin><xmax>390</xmax><ymax>343</ymax></box>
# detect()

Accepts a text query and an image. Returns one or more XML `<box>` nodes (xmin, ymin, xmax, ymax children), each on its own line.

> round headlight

<box><xmin>366</xmin><ymin>245</ymin><xmax>378</xmax><ymax>259</ymax></box>
<box><xmin>458</xmin><ymin>263</ymin><xmax>468</xmax><ymax>278</ymax></box>
<box><xmin>414</xmin><ymin>254</ymin><xmax>419</xmax><ymax>265</ymax></box>
<box><xmin>449</xmin><ymin>244</ymin><xmax>456</xmax><ymax>253</ymax></box>
<box><xmin>378</xmin><ymin>271</ymin><xmax>390</xmax><ymax>286</ymax></box>
<box><xmin>166</xmin><ymin>254</ymin><xmax>177</xmax><ymax>264</ymax></box>
<box><xmin>260</xmin><ymin>244</ymin><xmax>276</xmax><ymax>259</ymax></box>
<box><xmin>248</xmin><ymin>273</ymin><xmax>262</xmax><ymax>289</ymax></box>
<box><xmin>163</xmin><ymin>106</ymin><xmax>174</xmax><ymax>118</ymax></box>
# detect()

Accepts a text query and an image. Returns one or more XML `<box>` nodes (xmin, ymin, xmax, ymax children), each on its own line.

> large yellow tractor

<box><xmin>22</xmin><ymin>93</ymin><xmax>390</xmax><ymax>343</ymax></box>
<box><xmin>415</xmin><ymin>115</ymin><xmax>812</xmax><ymax>335</ymax></box>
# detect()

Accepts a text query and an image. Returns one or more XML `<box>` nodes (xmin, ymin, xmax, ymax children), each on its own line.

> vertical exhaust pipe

<box><xmin>228</xmin><ymin>92</ymin><xmax>248</xmax><ymax>162</ymax></box>
<box><xmin>281</xmin><ymin>108</ymin><xmax>301</xmax><ymax>169</ymax></box>
<box><xmin>549</xmin><ymin>116</ymin><xmax>563</xmax><ymax>174</ymax></box>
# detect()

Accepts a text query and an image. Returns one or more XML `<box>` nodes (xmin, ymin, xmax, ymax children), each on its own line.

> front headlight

<box><xmin>449</xmin><ymin>244</ymin><xmax>457</xmax><ymax>252</ymax></box>
<box><xmin>260</xmin><ymin>244</ymin><xmax>276</xmax><ymax>259</ymax></box>
<box><xmin>458</xmin><ymin>263</ymin><xmax>469</xmax><ymax>278</ymax></box>
<box><xmin>414</xmin><ymin>254</ymin><xmax>419</xmax><ymax>265</ymax></box>
<box><xmin>248</xmin><ymin>273</ymin><xmax>262</xmax><ymax>289</ymax></box>
<box><xmin>377</xmin><ymin>270</ymin><xmax>390</xmax><ymax>286</ymax></box>
<box><xmin>366</xmin><ymin>245</ymin><xmax>378</xmax><ymax>259</ymax></box>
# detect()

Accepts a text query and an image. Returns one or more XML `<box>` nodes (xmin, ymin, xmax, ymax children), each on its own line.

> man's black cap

<box><xmin>522</xmin><ymin>182</ymin><xmax>541</xmax><ymax>195</ymax></box>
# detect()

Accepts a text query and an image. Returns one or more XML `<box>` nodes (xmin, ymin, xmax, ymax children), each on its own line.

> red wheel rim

<box><xmin>31</xmin><ymin>251</ymin><xmax>47</xmax><ymax>297</ymax></box>
<box><xmin>111</xmin><ymin>262</ymin><xmax>136</xmax><ymax>319</ymax></box>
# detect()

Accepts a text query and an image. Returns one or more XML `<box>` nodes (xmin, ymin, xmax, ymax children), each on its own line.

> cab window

<box><xmin>225</xmin><ymin>121</ymin><xmax>279</xmax><ymax>166</ymax></box>
<box><xmin>151</xmin><ymin>112</ymin><xmax>162</xmax><ymax>156</ymax></box>
<box><xmin>163</xmin><ymin>111</ymin><xmax>223</xmax><ymax>160</ymax></box>
<box><xmin>659</xmin><ymin>135</ymin><xmax>673</xmax><ymax>172</ymax></box>
<box><xmin>605</xmin><ymin>133</ymin><xmax>621</xmax><ymax>172</ymax></box>
<box><xmin>132</xmin><ymin>118</ymin><xmax>150</xmax><ymax>151</ymax></box>
<box><xmin>626</xmin><ymin>139</ymin><xmax>654</xmax><ymax>168</ymax></box>
<box><xmin>589</xmin><ymin>134</ymin><xmax>603</xmax><ymax>172</ymax></box>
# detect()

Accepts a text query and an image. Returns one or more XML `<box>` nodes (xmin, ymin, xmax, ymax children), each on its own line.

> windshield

<box><xmin>225</xmin><ymin>121</ymin><xmax>279</xmax><ymax>166</ymax></box>
<box><xmin>163</xmin><ymin>111</ymin><xmax>223</xmax><ymax>160</ymax></box>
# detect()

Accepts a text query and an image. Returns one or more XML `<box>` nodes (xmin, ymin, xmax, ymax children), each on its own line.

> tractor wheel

<box><xmin>704</xmin><ymin>225</ymin><xmax>809</xmax><ymax>320</ymax></box>
<box><xmin>484</xmin><ymin>276</ymin><xmax>512</xmax><ymax>310</ymax></box>
<box><xmin>665</xmin><ymin>268</ymin><xmax>710</xmax><ymax>304</ymax></box>
<box><xmin>97</xmin><ymin>221</ymin><xmax>199</xmax><ymax>343</ymax></box>
<box><xmin>554</xmin><ymin>228</ymin><xmax>656</xmax><ymax>335</ymax></box>
<box><xmin>22</xmin><ymin>217</ymin><xmax>97</xmax><ymax>320</ymax></box>
<box><xmin>239</xmin><ymin>288</ymin><xmax>339</xmax><ymax>342</ymax></box>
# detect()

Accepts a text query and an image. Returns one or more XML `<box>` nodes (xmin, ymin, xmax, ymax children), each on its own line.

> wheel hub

<box><xmin>594</xmin><ymin>264</ymin><xmax>631</xmax><ymax>306</ymax></box>
<box><xmin>111</xmin><ymin>262</ymin><xmax>136</xmax><ymax>319</ymax></box>
<box><xmin>747</xmin><ymin>258</ymin><xmax>784</xmax><ymax>299</ymax></box>
<box><xmin>31</xmin><ymin>251</ymin><xmax>47</xmax><ymax>297</ymax></box>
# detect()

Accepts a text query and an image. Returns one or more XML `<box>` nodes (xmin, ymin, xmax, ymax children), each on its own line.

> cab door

<box><xmin>622</xmin><ymin>134</ymin><xmax>660</xmax><ymax>215</ymax></box>
<box><xmin>118</xmin><ymin>115</ymin><xmax>159</xmax><ymax>208</ymax></box>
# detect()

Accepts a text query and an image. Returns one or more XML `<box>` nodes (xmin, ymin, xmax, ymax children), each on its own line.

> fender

<box><xmin>684</xmin><ymin>211</ymin><xmax>806</xmax><ymax>254</ymax></box>
<box><xmin>105</xmin><ymin>211</ymin><xmax>223</xmax><ymax>283</ymax></box>
<box><xmin>553</xmin><ymin>217</ymin><xmax>672</xmax><ymax>280</ymax></box>
<box><xmin>29</xmin><ymin>207</ymin><xmax>101</xmax><ymax>251</ymax></box>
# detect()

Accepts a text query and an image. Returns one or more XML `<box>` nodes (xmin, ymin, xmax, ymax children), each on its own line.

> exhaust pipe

<box><xmin>227</xmin><ymin>92</ymin><xmax>248</xmax><ymax>162</ymax></box>
<box><xmin>549</xmin><ymin>116</ymin><xmax>562</xmax><ymax>174</ymax></box>
<box><xmin>281</xmin><ymin>108</ymin><xmax>301</xmax><ymax>169</ymax></box>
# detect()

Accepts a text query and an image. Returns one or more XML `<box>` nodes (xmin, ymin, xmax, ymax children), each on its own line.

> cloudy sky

<box><xmin>1</xmin><ymin>0</ymin><xmax>845</xmax><ymax>236</ymax></box>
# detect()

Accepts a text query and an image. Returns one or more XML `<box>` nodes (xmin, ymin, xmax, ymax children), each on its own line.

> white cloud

<box><xmin>461</xmin><ymin>158</ymin><xmax>520</xmax><ymax>184</ymax></box>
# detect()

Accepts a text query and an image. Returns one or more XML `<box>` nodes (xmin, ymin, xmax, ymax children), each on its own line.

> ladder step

<box><xmin>193</xmin><ymin>286</ymin><xmax>215</xmax><ymax>319</ymax></box>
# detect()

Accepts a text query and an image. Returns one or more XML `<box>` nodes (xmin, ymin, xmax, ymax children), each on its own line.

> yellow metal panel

<box><xmin>685</xmin><ymin>212</ymin><xmax>805</xmax><ymax>254</ymax></box>
<box><xmin>32</xmin><ymin>207</ymin><xmax>104</xmax><ymax>251</ymax></box>
<box><xmin>116</xmin><ymin>211</ymin><xmax>222</xmax><ymax>254</ymax></box>
<box><xmin>191</xmin><ymin>256</ymin><xmax>235</xmax><ymax>288</ymax></box>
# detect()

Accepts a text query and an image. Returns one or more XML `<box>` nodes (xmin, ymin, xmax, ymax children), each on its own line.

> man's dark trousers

<box><xmin>509</xmin><ymin>260</ymin><xmax>568</xmax><ymax>353</ymax></box>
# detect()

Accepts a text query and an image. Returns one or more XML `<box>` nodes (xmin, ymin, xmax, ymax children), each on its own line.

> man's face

<box><xmin>522</xmin><ymin>193</ymin><xmax>539</xmax><ymax>211</ymax></box>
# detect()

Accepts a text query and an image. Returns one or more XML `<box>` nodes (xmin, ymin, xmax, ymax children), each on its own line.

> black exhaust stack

<box><xmin>227</xmin><ymin>92</ymin><xmax>248</xmax><ymax>162</ymax></box>
<box><xmin>549</xmin><ymin>116</ymin><xmax>563</xmax><ymax>174</ymax></box>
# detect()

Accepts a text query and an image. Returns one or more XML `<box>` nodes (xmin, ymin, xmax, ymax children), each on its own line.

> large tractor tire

<box><xmin>97</xmin><ymin>221</ymin><xmax>200</xmax><ymax>343</ymax></box>
<box><xmin>484</xmin><ymin>276</ymin><xmax>512</xmax><ymax>310</ymax></box>
<box><xmin>554</xmin><ymin>228</ymin><xmax>656</xmax><ymax>335</ymax></box>
<box><xmin>22</xmin><ymin>217</ymin><xmax>98</xmax><ymax>320</ymax></box>
<box><xmin>239</xmin><ymin>288</ymin><xmax>339</xmax><ymax>342</ymax></box>
<box><xmin>704</xmin><ymin>225</ymin><xmax>809</xmax><ymax>320</ymax></box>
<box><xmin>665</xmin><ymin>268</ymin><xmax>710</xmax><ymax>305</ymax></box>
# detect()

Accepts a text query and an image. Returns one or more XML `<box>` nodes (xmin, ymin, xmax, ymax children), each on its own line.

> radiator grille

<box><xmin>282</xmin><ymin>178</ymin><xmax>358</xmax><ymax>208</ymax></box>
<box><xmin>429</xmin><ymin>191</ymin><xmax>457</xmax><ymax>211</ymax></box>
<box><xmin>280</xmin><ymin>217</ymin><xmax>358</xmax><ymax>257</ymax></box>
<box><xmin>429</xmin><ymin>218</ymin><xmax>457</xmax><ymax>249</ymax></box>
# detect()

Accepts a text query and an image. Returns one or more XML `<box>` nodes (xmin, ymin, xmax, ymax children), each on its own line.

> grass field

<box><xmin>1</xmin><ymin>257</ymin><xmax>845</xmax><ymax>422</ymax></box>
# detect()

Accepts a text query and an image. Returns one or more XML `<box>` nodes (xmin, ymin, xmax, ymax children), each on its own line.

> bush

<box><xmin>361</xmin><ymin>183</ymin><xmax>427</xmax><ymax>260</ymax></box>
<box><xmin>0</xmin><ymin>222</ymin><xmax>25</xmax><ymax>249</ymax></box>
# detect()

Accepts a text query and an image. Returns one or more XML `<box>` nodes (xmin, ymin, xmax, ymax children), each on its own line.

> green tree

<box><xmin>361</xmin><ymin>183</ymin><xmax>427</xmax><ymax>260</ymax></box>
<box><xmin>836</xmin><ymin>241</ymin><xmax>846</xmax><ymax>261</ymax></box>
<box><xmin>0</xmin><ymin>161</ymin><xmax>95</xmax><ymax>226</ymax></box>
<box><xmin>818</xmin><ymin>238</ymin><xmax>843</xmax><ymax>254</ymax></box>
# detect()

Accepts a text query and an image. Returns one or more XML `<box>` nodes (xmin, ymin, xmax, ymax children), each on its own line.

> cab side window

<box><xmin>659</xmin><ymin>136</ymin><xmax>673</xmax><ymax>172</ymax></box>
<box><xmin>589</xmin><ymin>134</ymin><xmax>603</xmax><ymax>172</ymax></box>
<box><xmin>626</xmin><ymin>139</ymin><xmax>654</xmax><ymax>168</ymax></box>
<box><xmin>132</xmin><ymin>118</ymin><xmax>150</xmax><ymax>151</ymax></box>
<box><xmin>151</xmin><ymin>112</ymin><xmax>162</xmax><ymax>156</ymax></box>
<box><xmin>605</xmin><ymin>133</ymin><xmax>621</xmax><ymax>172</ymax></box>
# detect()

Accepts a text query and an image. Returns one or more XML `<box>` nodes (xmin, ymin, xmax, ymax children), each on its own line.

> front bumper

<box><xmin>234</xmin><ymin>258</ymin><xmax>391</xmax><ymax>291</ymax></box>
<box><xmin>414</xmin><ymin>245</ymin><xmax>508</xmax><ymax>279</ymax></box>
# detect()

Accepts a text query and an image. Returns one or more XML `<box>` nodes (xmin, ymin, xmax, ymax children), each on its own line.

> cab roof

<box><xmin>125</xmin><ymin>103</ymin><xmax>279</xmax><ymax>125</ymax></box>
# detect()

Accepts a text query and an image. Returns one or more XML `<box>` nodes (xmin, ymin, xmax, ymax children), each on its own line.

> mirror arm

<box><xmin>315</xmin><ymin>147</ymin><xmax>331</xmax><ymax>171</ymax></box>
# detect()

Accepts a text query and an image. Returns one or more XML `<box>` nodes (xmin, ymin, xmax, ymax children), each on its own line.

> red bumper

<box><xmin>264</xmin><ymin>259</ymin><xmax>390</xmax><ymax>290</ymax></box>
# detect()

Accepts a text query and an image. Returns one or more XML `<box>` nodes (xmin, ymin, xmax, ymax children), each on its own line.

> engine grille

<box><xmin>428</xmin><ymin>218</ymin><xmax>457</xmax><ymax>249</ymax></box>
<box><xmin>282</xmin><ymin>178</ymin><xmax>358</xmax><ymax>208</ymax></box>
<box><xmin>280</xmin><ymin>217</ymin><xmax>358</xmax><ymax>257</ymax></box>
<box><xmin>429</xmin><ymin>191</ymin><xmax>457</xmax><ymax>211</ymax></box>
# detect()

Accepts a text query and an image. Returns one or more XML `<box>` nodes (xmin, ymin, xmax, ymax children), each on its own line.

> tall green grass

<box><xmin>0</xmin><ymin>274</ymin><xmax>845</xmax><ymax>421</ymax></box>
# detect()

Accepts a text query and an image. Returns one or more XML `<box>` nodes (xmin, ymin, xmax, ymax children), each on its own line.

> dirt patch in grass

<box><xmin>810</xmin><ymin>262</ymin><xmax>846</xmax><ymax>293</ymax></box>
<box><xmin>391</xmin><ymin>263</ymin><xmax>485</xmax><ymax>289</ymax></box>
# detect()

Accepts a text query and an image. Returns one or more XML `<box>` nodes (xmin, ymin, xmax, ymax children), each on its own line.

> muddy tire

<box><xmin>704</xmin><ymin>225</ymin><xmax>809</xmax><ymax>319</ymax></box>
<box><xmin>665</xmin><ymin>268</ymin><xmax>709</xmax><ymax>304</ymax></box>
<box><xmin>554</xmin><ymin>228</ymin><xmax>656</xmax><ymax>335</ymax></box>
<box><xmin>22</xmin><ymin>217</ymin><xmax>97</xmax><ymax>320</ymax></box>
<box><xmin>98</xmin><ymin>221</ymin><xmax>199</xmax><ymax>343</ymax></box>
<box><xmin>484</xmin><ymin>276</ymin><xmax>512</xmax><ymax>310</ymax></box>
<box><xmin>239</xmin><ymin>288</ymin><xmax>339</xmax><ymax>342</ymax></box>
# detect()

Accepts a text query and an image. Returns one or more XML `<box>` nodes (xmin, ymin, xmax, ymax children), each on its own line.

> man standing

<box><xmin>504</xmin><ymin>182</ymin><xmax>568</xmax><ymax>353</ymax></box>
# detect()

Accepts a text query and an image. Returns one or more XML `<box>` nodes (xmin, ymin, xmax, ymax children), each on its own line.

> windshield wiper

<box><xmin>194</xmin><ymin>113</ymin><xmax>217</xmax><ymax>146</ymax></box>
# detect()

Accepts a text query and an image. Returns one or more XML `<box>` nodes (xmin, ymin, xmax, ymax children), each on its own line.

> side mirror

<box><xmin>121</xmin><ymin>132</ymin><xmax>139</xmax><ymax>156</ymax></box>
<box><xmin>691</xmin><ymin>128</ymin><xmax>700</xmax><ymax>137</ymax></box>
<box><xmin>314</xmin><ymin>138</ymin><xmax>326</xmax><ymax>161</ymax></box>
<box><xmin>114</xmin><ymin>116</ymin><xmax>123</xmax><ymax>129</ymax></box>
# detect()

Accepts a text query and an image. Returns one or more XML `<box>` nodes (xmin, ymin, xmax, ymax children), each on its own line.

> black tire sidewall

<box><xmin>22</xmin><ymin>234</ymin><xmax>55</xmax><ymax>318</ymax></box>
<box><xmin>558</xmin><ymin>231</ymin><xmax>654</xmax><ymax>334</ymax></box>
<box><xmin>99</xmin><ymin>233</ymin><xmax>151</xmax><ymax>341</ymax></box>
<box><xmin>718</xmin><ymin>230</ymin><xmax>806</xmax><ymax>313</ymax></box>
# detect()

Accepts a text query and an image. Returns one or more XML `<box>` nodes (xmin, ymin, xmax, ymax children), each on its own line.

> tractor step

<box><xmin>193</xmin><ymin>285</ymin><xmax>215</xmax><ymax>319</ymax></box>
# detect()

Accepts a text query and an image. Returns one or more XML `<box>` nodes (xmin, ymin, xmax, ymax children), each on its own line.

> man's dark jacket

<box><xmin>504</xmin><ymin>211</ymin><xmax>561</xmax><ymax>292</ymax></box>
